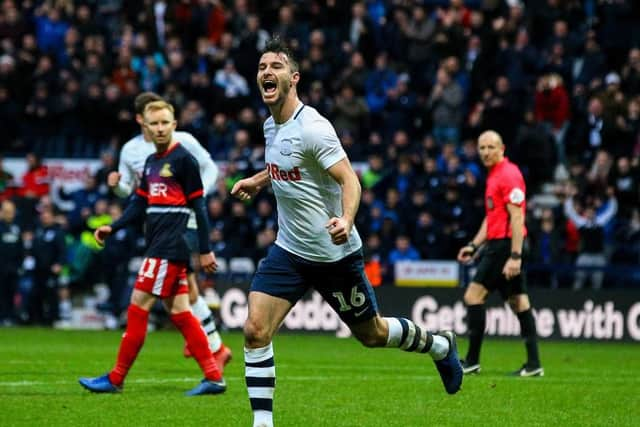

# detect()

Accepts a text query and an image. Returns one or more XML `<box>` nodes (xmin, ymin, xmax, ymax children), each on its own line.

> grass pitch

<box><xmin>0</xmin><ymin>328</ymin><xmax>637</xmax><ymax>426</ymax></box>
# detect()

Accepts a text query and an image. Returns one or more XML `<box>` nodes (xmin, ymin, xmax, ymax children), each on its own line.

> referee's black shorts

<box><xmin>472</xmin><ymin>238</ymin><xmax>528</xmax><ymax>300</ymax></box>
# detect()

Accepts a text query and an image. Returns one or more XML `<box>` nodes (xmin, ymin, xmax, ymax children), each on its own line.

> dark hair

<box><xmin>262</xmin><ymin>37</ymin><xmax>299</xmax><ymax>73</ymax></box>
<box><xmin>134</xmin><ymin>91</ymin><xmax>163</xmax><ymax>115</ymax></box>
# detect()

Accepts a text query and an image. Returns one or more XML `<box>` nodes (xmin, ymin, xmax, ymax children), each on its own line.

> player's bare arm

<box><xmin>457</xmin><ymin>218</ymin><xmax>487</xmax><ymax>263</ymax></box>
<box><xmin>231</xmin><ymin>168</ymin><xmax>271</xmax><ymax>201</ymax></box>
<box><xmin>326</xmin><ymin>157</ymin><xmax>361</xmax><ymax>245</ymax></box>
<box><xmin>503</xmin><ymin>203</ymin><xmax>524</xmax><ymax>280</ymax></box>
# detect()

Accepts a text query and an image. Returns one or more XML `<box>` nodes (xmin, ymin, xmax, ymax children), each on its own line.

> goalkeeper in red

<box><xmin>79</xmin><ymin>101</ymin><xmax>225</xmax><ymax>395</ymax></box>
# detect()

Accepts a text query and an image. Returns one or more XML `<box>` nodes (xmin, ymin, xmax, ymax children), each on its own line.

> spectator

<box><xmin>214</xmin><ymin>59</ymin><xmax>249</xmax><ymax>99</ymax></box>
<box><xmin>0</xmin><ymin>83</ymin><xmax>21</xmax><ymax>149</ymax></box>
<box><xmin>413</xmin><ymin>210</ymin><xmax>448</xmax><ymax>260</ymax></box>
<box><xmin>361</xmin><ymin>153</ymin><xmax>386</xmax><ymax>191</ymax></box>
<box><xmin>29</xmin><ymin>208</ymin><xmax>67</xmax><ymax>325</ymax></box>
<box><xmin>621</xmin><ymin>47</ymin><xmax>640</xmax><ymax>96</ymax></box>
<box><xmin>529</xmin><ymin>208</ymin><xmax>562</xmax><ymax>288</ymax></box>
<box><xmin>252</xmin><ymin>228</ymin><xmax>276</xmax><ymax>266</ymax></box>
<box><xmin>0</xmin><ymin>200</ymin><xmax>22</xmax><ymax>325</ymax></box>
<box><xmin>384</xmin><ymin>73</ymin><xmax>417</xmax><ymax>140</ymax></box>
<box><xmin>18</xmin><ymin>152</ymin><xmax>49</xmax><ymax>201</ymax></box>
<box><xmin>34</xmin><ymin>4</ymin><xmax>70</xmax><ymax>57</ymax></box>
<box><xmin>564</xmin><ymin>187</ymin><xmax>618</xmax><ymax>290</ymax></box>
<box><xmin>225</xmin><ymin>200</ymin><xmax>253</xmax><ymax>257</ymax></box>
<box><xmin>25</xmin><ymin>81</ymin><xmax>58</xmax><ymax>157</ymax></box>
<box><xmin>306</xmin><ymin>80</ymin><xmax>333</xmax><ymax>119</ymax></box>
<box><xmin>401</xmin><ymin>5</ymin><xmax>436</xmax><ymax>86</ymax></box>
<box><xmin>98</xmin><ymin>202</ymin><xmax>136</xmax><ymax>328</ymax></box>
<box><xmin>534</xmin><ymin>73</ymin><xmax>570</xmax><ymax>162</ymax></box>
<box><xmin>333</xmin><ymin>83</ymin><xmax>368</xmax><ymax>139</ymax></box>
<box><xmin>207</xmin><ymin>113</ymin><xmax>236</xmax><ymax>160</ymax></box>
<box><xmin>0</xmin><ymin>155</ymin><xmax>15</xmax><ymax>201</ymax></box>
<box><xmin>388</xmin><ymin>235</ymin><xmax>420</xmax><ymax>268</ymax></box>
<box><xmin>53</xmin><ymin>175</ymin><xmax>101</xmax><ymax>234</ymax></box>
<box><xmin>363</xmin><ymin>233</ymin><xmax>384</xmax><ymax>287</ymax></box>
<box><xmin>364</xmin><ymin>51</ymin><xmax>396</xmax><ymax>116</ymax></box>
<box><xmin>566</xmin><ymin>96</ymin><xmax>611</xmax><ymax>163</ymax></box>
<box><xmin>334</xmin><ymin>51</ymin><xmax>369</xmax><ymax>96</ymax></box>
<box><xmin>608</xmin><ymin>156</ymin><xmax>638</xmax><ymax>220</ymax></box>
<box><xmin>213</xmin><ymin>59</ymin><xmax>249</xmax><ymax>115</ymax></box>
<box><xmin>346</xmin><ymin>2</ymin><xmax>377</xmax><ymax>66</ymax></box>
<box><xmin>573</xmin><ymin>32</ymin><xmax>606</xmax><ymax>87</ymax></box>
<box><xmin>515</xmin><ymin>110</ymin><xmax>557</xmax><ymax>193</ymax></box>
<box><xmin>180</xmin><ymin>100</ymin><xmax>208</xmax><ymax>144</ymax></box>
<box><xmin>428</xmin><ymin>67</ymin><xmax>463</xmax><ymax>145</ymax></box>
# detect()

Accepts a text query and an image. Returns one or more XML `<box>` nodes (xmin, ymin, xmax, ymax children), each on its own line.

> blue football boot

<box><xmin>185</xmin><ymin>378</ymin><xmax>227</xmax><ymax>396</ymax></box>
<box><xmin>433</xmin><ymin>331</ymin><xmax>463</xmax><ymax>394</ymax></box>
<box><xmin>79</xmin><ymin>373</ymin><xmax>122</xmax><ymax>393</ymax></box>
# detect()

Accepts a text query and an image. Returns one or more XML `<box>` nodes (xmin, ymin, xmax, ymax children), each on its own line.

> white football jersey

<box><xmin>116</xmin><ymin>131</ymin><xmax>219</xmax><ymax>229</ymax></box>
<box><xmin>265</xmin><ymin>103</ymin><xmax>362</xmax><ymax>262</ymax></box>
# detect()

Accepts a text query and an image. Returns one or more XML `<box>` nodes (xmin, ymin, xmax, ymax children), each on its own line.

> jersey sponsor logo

<box><xmin>159</xmin><ymin>163</ymin><xmax>173</xmax><ymax>177</ymax></box>
<box><xmin>267</xmin><ymin>163</ymin><xmax>302</xmax><ymax>181</ymax></box>
<box><xmin>509</xmin><ymin>188</ymin><xmax>525</xmax><ymax>204</ymax></box>
<box><xmin>149</xmin><ymin>182</ymin><xmax>168</xmax><ymax>197</ymax></box>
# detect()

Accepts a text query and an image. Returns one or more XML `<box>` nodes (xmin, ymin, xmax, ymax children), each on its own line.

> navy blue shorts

<box><xmin>183</xmin><ymin>228</ymin><xmax>198</xmax><ymax>274</ymax></box>
<box><xmin>251</xmin><ymin>244</ymin><xmax>379</xmax><ymax>325</ymax></box>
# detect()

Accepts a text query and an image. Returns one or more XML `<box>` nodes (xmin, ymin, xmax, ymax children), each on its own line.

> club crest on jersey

<box><xmin>159</xmin><ymin>163</ymin><xmax>173</xmax><ymax>177</ymax></box>
<box><xmin>267</xmin><ymin>163</ymin><xmax>301</xmax><ymax>181</ymax></box>
<box><xmin>280</xmin><ymin>145</ymin><xmax>293</xmax><ymax>156</ymax></box>
<box><xmin>279</xmin><ymin>137</ymin><xmax>299</xmax><ymax>156</ymax></box>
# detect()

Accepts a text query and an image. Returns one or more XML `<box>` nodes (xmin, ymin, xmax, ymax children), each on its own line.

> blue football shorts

<box><xmin>251</xmin><ymin>244</ymin><xmax>379</xmax><ymax>325</ymax></box>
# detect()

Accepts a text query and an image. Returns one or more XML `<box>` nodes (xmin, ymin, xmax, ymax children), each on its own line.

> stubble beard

<box><xmin>266</xmin><ymin>82</ymin><xmax>293</xmax><ymax>116</ymax></box>
<box><xmin>153</xmin><ymin>136</ymin><xmax>171</xmax><ymax>153</ymax></box>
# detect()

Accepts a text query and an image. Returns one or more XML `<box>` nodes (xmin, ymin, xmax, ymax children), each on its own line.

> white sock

<box><xmin>245</xmin><ymin>344</ymin><xmax>275</xmax><ymax>427</ymax></box>
<box><xmin>253</xmin><ymin>410</ymin><xmax>273</xmax><ymax>427</ymax></box>
<box><xmin>429</xmin><ymin>335</ymin><xmax>449</xmax><ymax>361</ymax></box>
<box><xmin>191</xmin><ymin>295</ymin><xmax>222</xmax><ymax>352</ymax></box>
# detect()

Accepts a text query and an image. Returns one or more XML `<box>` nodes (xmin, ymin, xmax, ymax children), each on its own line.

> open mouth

<box><xmin>262</xmin><ymin>80</ymin><xmax>277</xmax><ymax>95</ymax></box>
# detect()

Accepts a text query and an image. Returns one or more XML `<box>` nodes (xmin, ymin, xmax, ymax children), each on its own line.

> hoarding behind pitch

<box><xmin>216</xmin><ymin>285</ymin><xmax>640</xmax><ymax>342</ymax></box>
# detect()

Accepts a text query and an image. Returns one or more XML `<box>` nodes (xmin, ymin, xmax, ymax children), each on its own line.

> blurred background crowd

<box><xmin>1</xmin><ymin>0</ymin><xmax>640</xmax><ymax>327</ymax></box>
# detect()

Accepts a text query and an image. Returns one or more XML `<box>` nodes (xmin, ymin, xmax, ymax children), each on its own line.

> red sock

<box><xmin>171</xmin><ymin>311</ymin><xmax>221</xmax><ymax>381</ymax></box>
<box><xmin>109</xmin><ymin>305</ymin><xmax>149</xmax><ymax>386</ymax></box>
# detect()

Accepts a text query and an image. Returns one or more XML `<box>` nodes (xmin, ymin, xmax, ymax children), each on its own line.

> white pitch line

<box><xmin>0</xmin><ymin>374</ymin><xmax>634</xmax><ymax>388</ymax></box>
<box><xmin>0</xmin><ymin>375</ymin><xmax>439</xmax><ymax>387</ymax></box>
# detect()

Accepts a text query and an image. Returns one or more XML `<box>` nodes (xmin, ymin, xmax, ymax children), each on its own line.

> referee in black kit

<box><xmin>457</xmin><ymin>130</ymin><xmax>543</xmax><ymax>377</ymax></box>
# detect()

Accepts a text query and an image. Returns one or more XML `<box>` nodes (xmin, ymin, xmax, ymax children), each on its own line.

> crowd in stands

<box><xmin>1</xmin><ymin>0</ymin><xmax>640</xmax><ymax>325</ymax></box>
